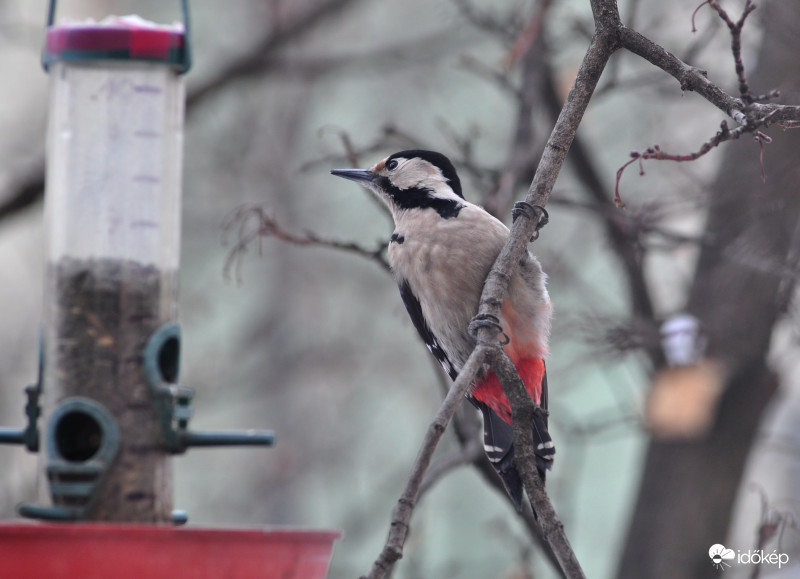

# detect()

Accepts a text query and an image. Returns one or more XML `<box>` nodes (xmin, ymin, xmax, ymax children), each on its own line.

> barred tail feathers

<box><xmin>469</xmin><ymin>358</ymin><xmax>554</xmax><ymax>510</ymax></box>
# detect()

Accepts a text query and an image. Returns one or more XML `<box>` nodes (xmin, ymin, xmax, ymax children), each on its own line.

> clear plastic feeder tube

<box><xmin>45</xmin><ymin>57</ymin><xmax>184</xmax><ymax>308</ymax></box>
<box><xmin>41</xmin><ymin>17</ymin><xmax>186</xmax><ymax>521</ymax></box>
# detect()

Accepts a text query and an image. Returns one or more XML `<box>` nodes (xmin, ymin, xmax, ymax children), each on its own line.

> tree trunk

<box><xmin>617</xmin><ymin>4</ymin><xmax>800</xmax><ymax>577</ymax></box>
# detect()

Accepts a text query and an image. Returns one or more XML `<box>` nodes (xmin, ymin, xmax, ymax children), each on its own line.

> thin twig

<box><xmin>615</xmin><ymin>113</ymin><xmax>777</xmax><ymax>204</ymax></box>
<box><xmin>691</xmin><ymin>1</ymin><xmax>710</xmax><ymax>33</ymax></box>
<box><xmin>221</xmin><ymin>204</ymin><xmax>389</xmax><ymax>282</ymax></box>
<box><xmin>502</xmin><ymin>0</ymin><xmax>551</xmax><ymax>71</ymax></box>
<box><xmin>451</xmin><ymin>0</ymin><xmax>521</xmax><ymax>41</ymax></box>
<box><xmin>705</xmin><ymin>0</ymin><xmax>757</xmax><ymax>106</ymax></box>
<box><xmin>299</xmin><ymin>124</ymin><xmax>419</xmax><ymax>173</ymax></box>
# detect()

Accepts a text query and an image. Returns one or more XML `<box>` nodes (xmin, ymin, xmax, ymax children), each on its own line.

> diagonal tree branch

<box><xmin>616</xmin><ymin>25</ymin><xmax>800</xmax><ymax>126</ymax></box>
<box><xmin>366</xmin><ymin>4</ymin><xmax>622</xmax><ymax>578</ymax></box>
<box><xmin>475</xmin><ymin>9</ymin><xmax>619</xmax><ymax>328</ymax></box>
<box><xmin>186</xmin><ymin>0</ymin><xmax>362</xmax><ymax>112</ymax></box>
<box><xmin>463</xmin><ymin>14</ymin><xmax>619</xmax><ymax>579</ymax></box>
<box><xmin>0</xmin><ymin>158</ymin><xmax>44</xmax><ymax>223</ymax></box>
<box><xmin>486</xmin><ymin>348</ymin><xmax>584</xmax><ymax>578</ymax></box>
<box><xmin>362</xmin><ymin>346</ymin><xmax>491</xmax><ymax>579</ymax></box>
<box><xmin>614</xmin><ymin>1</ymin><xmax>799</xmax><ymax>202</ymax></box>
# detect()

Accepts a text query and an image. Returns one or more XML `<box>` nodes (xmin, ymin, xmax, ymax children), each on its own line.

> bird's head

<box><xmin>331</xmin><ymin>150</ymin><xmax>465</xmax><ymax>219</ymax></box>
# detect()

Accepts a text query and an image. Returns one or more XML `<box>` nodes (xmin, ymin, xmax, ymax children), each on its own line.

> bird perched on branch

<box><xmin>331</xmin><ymin>150</ymin><xmax>553</xmax><ymax>509</ymax></box>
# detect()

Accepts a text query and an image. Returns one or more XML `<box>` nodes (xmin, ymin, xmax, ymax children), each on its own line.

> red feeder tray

<box><xmin>0</xmin><ymin>523</ymin><xmax>341</xmax><ymax>579</ymax></box>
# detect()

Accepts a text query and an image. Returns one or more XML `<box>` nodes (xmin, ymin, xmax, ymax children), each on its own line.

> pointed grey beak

<box><xmin>330</xmin><ymin>168</ymin><xmax>375</xmax><ymax>184</ymax></box>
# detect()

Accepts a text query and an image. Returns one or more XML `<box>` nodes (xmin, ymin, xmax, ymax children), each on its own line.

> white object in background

<box><xmin>660</xmin><ymin>313</ymin><xmax>705</xmax><ymax>367</ymax></box>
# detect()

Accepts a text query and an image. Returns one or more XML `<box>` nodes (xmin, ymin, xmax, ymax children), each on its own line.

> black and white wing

<box><xmin>397</xmin><ymin>279</ymin><xmax>553</xmax><ymax>512</ymax></box>
<box><xmin>397</xmin><ymin>279</ymin><xmax>459</xmax><ymax>381</ymax></box>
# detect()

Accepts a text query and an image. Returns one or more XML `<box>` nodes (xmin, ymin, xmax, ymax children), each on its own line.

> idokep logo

<box><xmin>709</xmin><ymin>543</ymin><xmax>790</xmax><ymax>571</ymax></box>
<box><xmin>709</xmin><ymin>544</ymin><xmax>735</xmax><ymax>570</ymax></box>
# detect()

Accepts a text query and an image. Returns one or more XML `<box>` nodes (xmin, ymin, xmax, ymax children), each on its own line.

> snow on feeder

<box><xmin>0</xmin><ymin>2</ymin><xmax>340</xmax><ymax>577</ymax></box>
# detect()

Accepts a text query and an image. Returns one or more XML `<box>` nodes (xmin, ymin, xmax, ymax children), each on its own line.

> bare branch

<box><xmin>0</xmin><ymin>157</ymin><xmax>44</xmax><ymax>223</ymax></box>
<box><xmin>485</xmin><ymin>1</ymin><xmax>550</xmax><ymax>219</ymax></box>
<box><xmin>502</xmin><ymin>0</ymin><xmax>551</xmax><ymax>71</ymax></box>
<box><xmin>476</xmin><ymin>8</ymin><xmax>619</xmax><ymax>330</ymax></box>
<box><xmin>455</xmin><ymin>4</ymin><xmax>621</xmax><ymax>576</ymax></box>
<box><xmin>451</xmin><ymin>0</ymin><xmax>521</xmax><ymax>42</ymax></box>
<box><xmin>613</xmin><ymin>2</ymin><xmax>794</xmax><ymax>201</ymax></box>
<box><xmin>704</xmin><ymin>0</ymin><xmax>757</xmax><ymax>105</ymax></box>
<box><xmin>0</xmin><ymin>0</ymin><xmax>364</xmax><ymax>225</ymax></box>
<box><xmin>616</xmin><ymin>25</ymin><xmax>800</xmax><ymax>126</ymax></box>
<box><xmin>363</xmin><ymin>346</ymin><xmax>491</xmax><ymax>579</ymax></box>
<box><xmin>486</xmin><ymin>348</ymin><xmax>585</xmax><ymax>578</ymax></box>
<box><xmin>221</xmin><ymin>204</ymin><xmax>389</xmax><ymax>282</ymax></box>
<box><xmin>300</xmin><ymin>124</ymin><xmax>420</xmax><ymax>173</ymax></box>
<box><xmin>186</xmin><ymin>0</ymin><xmax>362</xmax><ymax>112</ymax></box>
<box><xmin>615</xmin><ymin>115</ymin><xmax>778</xmax><ymax>203</ymax></box>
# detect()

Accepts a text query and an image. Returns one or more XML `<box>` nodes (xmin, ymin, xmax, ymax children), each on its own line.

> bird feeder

<box><xmin>0</xmin><ymin>2</ymin><xmax>339</xmax><ymax>577</ymax></box>
<box><xmin>37</xmin><ymin>8</ymin><xmax>190</xmax><ymax>523</ymax></box>
<box><xmin>646</xmin><ymin>314</ymin><xmax>725</xmax><ymax>440</ymax></box>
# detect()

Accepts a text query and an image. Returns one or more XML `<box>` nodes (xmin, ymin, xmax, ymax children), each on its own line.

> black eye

<box><xmin>386</xmin><ymin>159</ymin><xmax>398</xmax><ymax>171</ymax></box>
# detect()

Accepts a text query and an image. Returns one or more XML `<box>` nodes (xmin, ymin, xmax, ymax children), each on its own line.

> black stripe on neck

<box><xmin>378</xmin><ymin>177</ymin><xmax>463</xmax><ymax>219</ymax></box>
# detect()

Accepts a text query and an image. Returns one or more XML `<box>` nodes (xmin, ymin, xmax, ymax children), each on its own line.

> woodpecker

<box><xmin>331</xmin><ymin>150</ymin><xmax>554</xmax><ymax>508</ymax></box>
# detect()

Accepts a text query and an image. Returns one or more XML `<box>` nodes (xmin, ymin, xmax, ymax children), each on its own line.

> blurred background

<box><xmin>0</xmin><ymin>1</ymin><xmax>798</xmax><ymax>577</ymax></box>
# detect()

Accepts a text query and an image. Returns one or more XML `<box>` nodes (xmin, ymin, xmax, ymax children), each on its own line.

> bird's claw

<box><xmin>468</xmin><ymin>313</ymin><xmax>510</xmax><ymax>346</ymax></box>
<box><xmin>512</xmin><ymin>202</ymin><xmax>549</xmax><ymax>241</ymax></box>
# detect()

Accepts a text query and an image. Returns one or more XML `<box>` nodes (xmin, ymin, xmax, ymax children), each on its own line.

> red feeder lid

<box><xmin>44</xmin><ymin>15</ymin><xmax>188</xmax><ymax>72</ymax></box>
